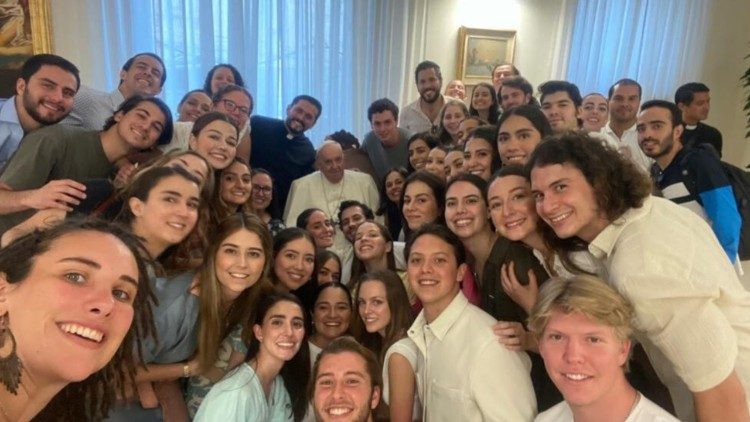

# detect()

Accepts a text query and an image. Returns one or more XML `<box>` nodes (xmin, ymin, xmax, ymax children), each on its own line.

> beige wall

<box><xmin>700</xmin><ymin>0</ymin><xmax>750</xmax><ymax>166</ymax></box>
<box><xmin>50</xmin><ymin>1</ymin><xmax>107</xmax><ymax>89</ymax></box>
<box><xmin>414</xmin><ymin>0</ymin><xmax>570</xmax><ymax>102</ymax></box>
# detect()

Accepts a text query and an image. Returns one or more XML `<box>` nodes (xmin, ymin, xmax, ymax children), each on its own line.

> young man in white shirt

<box><xmin>531</xmin><ymin>275</ymin><xmax>677</xmax><ymax>422</ymax></box>
<box><xmin>405</xmin><ymin>223</ymin><xmax>537</xmax><ymax>421</ymax></box>
<box><xmin>528</xmin><ymin>132</ymin><xmax>750</xmax><ymax>421</ymax></box>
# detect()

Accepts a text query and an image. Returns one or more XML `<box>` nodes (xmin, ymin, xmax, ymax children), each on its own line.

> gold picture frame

<box><xmin>0</xmin><ymin>0</ymin><xmax>52</xmax><ymax>70</ymax></box>
<box><xmin>0</xmin><ymin>0</ymin><xmax>52</xmax><ymax>96</ymax></box>
<box><xmin>29</xmin><ymin>0</ymin><xmax>53</xmax><ymax>54</ymax></box>
<box><xmin>456</xmin><ymin>27</ymin><xmax>516</xmax><ymax>85</ymax></box>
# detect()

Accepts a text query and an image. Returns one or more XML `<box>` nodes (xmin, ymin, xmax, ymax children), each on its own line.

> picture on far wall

<box><xmin>0</xmin><ymin>0</ymin><xmax>52</xmax><ymax>96</ymax></box>
<box><xmin>456</xmin><ymin>27</ymin><xmax>516</xmax><ymax>85</ymax></box>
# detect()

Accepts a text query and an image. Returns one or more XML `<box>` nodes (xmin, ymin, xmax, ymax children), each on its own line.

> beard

<box><xmin>419</xmin><ymin>88</ymin><xmax>440</xmax><ymax>104</ymax></box>
<box><xmin>642</xmin><ymin>136</ymin><xmax>674</xmax><ymax>159</ymax></box>
<box><xmin>22</xmin><ymin>90</ymin><xmax>66</xmax><ymax>125</ymax></box>
<box><xmin>285</xmin><ymin>116</ymin><xmax>306</xmax><ymax>135</ymax></box>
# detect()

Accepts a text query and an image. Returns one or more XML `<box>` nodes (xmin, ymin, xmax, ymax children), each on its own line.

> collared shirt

<box><xmin>588</xmin><ymin>196</ymin><xmax>750</xmax><ymax>421</ymax></box>
<box><xmin>399</xmin><ymin>95</ymin><xmax>456</xmax><ymax>134</ymax></box>
<box><xmin>408</xmin><ymin>292</ymin><xmax>536</xmax><ymax>421</ymax></box>
<box><xmin>62</xmin><ymin>85</ymin><xmax>124</xmax><ymax>130</ymax></box>
<box><xmin>600</xmin><ymin>122</ymin><xmax>653</xmax><ymax>173</ymax></box>
<box><xmin>0</xmin><ymin>96</ymin><xmax>23</xmax><ymax>170</ymax></box>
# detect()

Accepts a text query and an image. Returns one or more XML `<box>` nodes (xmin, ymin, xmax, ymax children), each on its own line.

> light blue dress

<box><xmin>105</xmin><ymin>270</ymin><xmax>200</xmax><ymax>421</ymax></box>
<box><xmin>185</xmin><ymin>324</ymin><xmax>248</xmax><ymax>418</ymax></box>
<box><xmin>194</xmin><ymin>363</ymin><xmax>294</xmax><ymax>422</ymax></box>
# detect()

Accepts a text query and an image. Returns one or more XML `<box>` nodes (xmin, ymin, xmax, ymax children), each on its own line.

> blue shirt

<box><xmin>652</xmin><ymin>147</ymin><xmax>741</xmax><ymax>261</ymax></box>
<box><xmin>0</xmin><ymin>96</ymin><xmax>24</xmax><ymax>170</ymax></box>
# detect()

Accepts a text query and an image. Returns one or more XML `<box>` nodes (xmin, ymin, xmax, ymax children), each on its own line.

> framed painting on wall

<box><xmin>456</xmin><ymin>27</ymin><xmax>516</xmax><ymax>86</ymax></box>
<box><xmin>0</xmin><ymin>0</ymin><xmax>53</xmax><ymax>96</ymax></box>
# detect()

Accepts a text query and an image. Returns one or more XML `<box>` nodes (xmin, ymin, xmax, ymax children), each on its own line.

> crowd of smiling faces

<box><xmin>3</xmin><ymin>53</ymin><xmax>723</xmax><ymax>422</ymax></box>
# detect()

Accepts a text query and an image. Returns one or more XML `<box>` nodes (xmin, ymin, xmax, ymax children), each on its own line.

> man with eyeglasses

<box><xmin>251</xmin><ymin>95</ymin><xmax>322</xmax><ymax>212</ymax></box>
<box><xmin>160</xmin><ymin>84</ymin><xmax>253</xmax><ymax>161</ymax></box>
<box><xmin>283</xmin><ymin>141</ymin><xmax>380</xmax><ymax>267</ymax></box>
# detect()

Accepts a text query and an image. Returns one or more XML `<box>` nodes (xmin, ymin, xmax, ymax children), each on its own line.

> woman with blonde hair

<box><xmin>436</xmin><ymin>99</ymin><xmax>469</xmax><ymax>145</ymax></box>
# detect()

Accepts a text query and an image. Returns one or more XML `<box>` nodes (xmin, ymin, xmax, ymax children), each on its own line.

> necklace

<box><xmin>625</xmin><ymin>392</ymin><xmax>641</xmax><ymax>419</ymax></box>
<box><xmin>320</xmin><ymin>172</ymin><xmax>346</xmax><ymax>219</ymax></box>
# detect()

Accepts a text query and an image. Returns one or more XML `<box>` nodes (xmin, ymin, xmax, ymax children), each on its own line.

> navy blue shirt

<box><xmin>250</xmin><ymin>115</ymin><xmax>315</xmax><ymax>212</ymax></box>
<box><xmin>652</xmin><ymin>146</ymin><xmax>740</xmax><ymax>260</ymax></box>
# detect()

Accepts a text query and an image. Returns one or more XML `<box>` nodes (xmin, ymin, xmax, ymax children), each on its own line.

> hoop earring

<box><xmin>0</xmin><ymin>314</ymin><xmax>21</xmax><ymax>394</ymax></box>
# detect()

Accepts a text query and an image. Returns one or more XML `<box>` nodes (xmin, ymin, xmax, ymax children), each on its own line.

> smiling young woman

<box><xmin>271</xmin><ymin>228</ymin><xmax>318</xmax><ymax>311</ymax></box>
<box><xmin>308</xmin><ymin>282</ymin><xmax>353</xmax><ymax>366</ymax></box>
<box><xmin>194</xmin><ymin>292</ymin><xmax>310</xmax><ymax>421</ymax></box>
<box><xmin>0</xmin><ymin>219</ymin><xmax>154</xmax><ymax>421</ymax></box>
<box><xmin>185</xmin><ymin>213</ymin><xmax>275</xmax><ymax>417</ymax></box>
<box><xmin>108</xmin><ymin>166</ymin><xmax>205</xmax><ymax>419</ymax></box>
<box><xmin>352</xmin><ymin>270</ymin><xmax>420</xmax><ymax>422</ymax></box>
<box><xmin>188</xmin><ymin>112</ymin><xmax>240</xmax><ymax>171</ymax></box>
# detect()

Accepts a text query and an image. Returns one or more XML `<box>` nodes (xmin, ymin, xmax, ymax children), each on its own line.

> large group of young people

<box><xmin>0</xmin><ymin>50</ymin><xmax>746</xmax><ymax>422</ymax></box>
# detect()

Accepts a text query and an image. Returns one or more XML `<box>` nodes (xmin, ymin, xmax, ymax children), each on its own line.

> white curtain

<box><xmin>84</xmin><ymin>0</ymin><xmax>426</xmax><ymax>144</ymax></box>
<box><xmin>565</xmin><ymin>0</ymin><xmax>710</xmax><ymax>100</ymax></box>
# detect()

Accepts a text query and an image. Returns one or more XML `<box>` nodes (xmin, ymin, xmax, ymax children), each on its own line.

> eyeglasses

<box><xmin>218</xmin><ymin>98</ymin><xmax>251</xmax><ymax>115</ymax></box>
<box><xmin>252</xmin><ymin>185</ymin><xmax>272</xmax><ymax>195</ymax></box>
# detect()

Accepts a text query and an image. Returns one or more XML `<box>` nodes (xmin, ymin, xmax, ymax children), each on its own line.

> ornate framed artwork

<box><xmin>0</xmin><ymin>0</ymin><xmax>53</xmax><ymax>96</ymax></box>
<box><xmin>456</xmin><ymin>27</ymin><xmax>516</xmax><ymax>85</ymax></box>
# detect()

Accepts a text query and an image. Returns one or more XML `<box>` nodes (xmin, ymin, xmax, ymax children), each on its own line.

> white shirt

<box><xmin>399</xmin><ymin>95</ymin><xmax>457</xmax><ymax>134</ymax></box>
<box><xmin>535</xmin><ymin>394</ymin><xmax>678</xmax><ymax>422</ymax></box>
<box><xmin>408</xmin><ymin>292</ymin><xmax>537</xmax><ymax>421</ymax></box>
<box><xmin>588</xmin><ymin>196</ymin><xmax>750</xmax><ymax>421</ymax></box>
<box><xmin>600</xmin><ymin>122</ymin><xmax>653</xmax><ymax>173</ymax></box>
<box><xmin>382</xmin><ymin>337</ymin><xmax>422</xmax><ymax>420</ymax></box>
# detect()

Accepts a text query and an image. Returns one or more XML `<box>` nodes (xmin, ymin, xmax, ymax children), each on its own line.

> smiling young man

<box><xmin>361</xmin><ymin>98</ymin><xmax>411</xmax><ymax>182</ymax></box>
<box><xmin>312</xmin><ymin>336</ymin><xmax>382</xmax><ymax>422</ymax></box>
<box><xmin>405</xmin><ymin>223</ymin><xmax>536</xmax><ymax>421</ymax></box>
<box><xmin>250</xmin><ymin>95</ymin><xmax>322</xmax><ymax>212</ymax></box>
<box><xmin>637</xmin><ymin>100</ymin><xmax>740</xmax><ymax>263</ymax></box>
<box><xmin>0</xmin><ymin>95</ymin><xmax>172</xmax><ymax>235</ymax></box>
<box><xmin>527</xmin><ymin>132</ymin><xmax>750</xmax><ymax>421</ymax></box>
<box><xmin>531</xmin><ymin>275</ymin><xmax>678</xmax><ymax>422</ymax></box>
<box><xmin>538</xmin><ymin>80</ymin><xmax>582</xmax><ymax>134</ymax></box>
<box><xmin>63</xmin><ymin>52</ymin><xmax>166</xmax><ymax>131</ymax></box>
<box><xmin>0</xmin><ymin>54</ymin><xmax>80</xmax><ymax>170</ymax></box>
<box><xmin>400</xmin><ymin>61</ymin><xmax>453</xmax><ymax>134</ymax></box>
<box><xmin>600</xmin><ymin>78</ymin><xmax>653</xmax><ymax>173</ymax></box>
<box><xmin>500</xmin><ymin>76</ymin><xmax>534</xmax><ymax>112</ymax></box>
